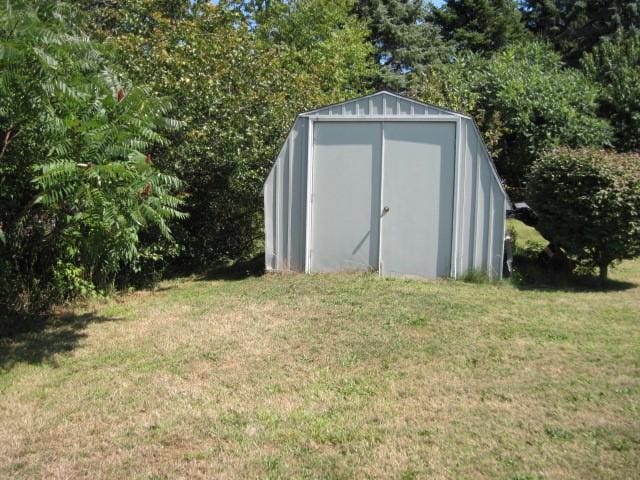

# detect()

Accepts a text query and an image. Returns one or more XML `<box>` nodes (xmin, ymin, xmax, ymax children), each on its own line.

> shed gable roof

<box><xmin>300</xmin><ymin>91</ymin><xmax>463</xmax><ymax>119</ymax></box>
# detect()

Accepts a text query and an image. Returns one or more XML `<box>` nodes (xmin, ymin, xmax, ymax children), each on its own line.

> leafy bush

<box><xmin>582</xmin><ymin>35</ymin><xmax>640</xmax><ymax>152</ymax></box>
<box><xmin>472</xmin><ymin>43</ymin><xmax>611</xmax><ymax>197</ymax></box>
<box><xmin>0</xmin><ymin>1</ymin><xmax>184</xmax><ymax>315</ymax></box>
<box><xmin>461</xmin><ymin>269</ymin><xmax>491</xmax><ymax>284</ymax></box>
<box><xmin>82</xmin><ymin>1</ymin><xmax>374</xmax><ymax>269</ymax></box>
<box><xmin>526</xmin><ymin>148</ymin><xmax>640</xmax><ymax>283</ymax></box>
<box><xmin>413</xmin><ymin>42</ymin><xmax>612</xmax><ymax>198</ymax></box>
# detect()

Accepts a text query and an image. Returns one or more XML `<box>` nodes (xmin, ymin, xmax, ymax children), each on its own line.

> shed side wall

<box><xmin>456</xmin><ymin>118</ymin><xmax>505</xmax><ymax>279</ymax></box>
<box><xmin>288</xmin><ymin>118</ymin><xmax>308</xmax><ymax>271</ymax></box>
<box><xmin>490</xmin><ymin>177</ymin><xmax>506</xmax><ymax>278</ymax></box>
<box><xmin>460</xmin><ymin>120</ymin><xmax>478</xmax><ymax>274</ymax></box>
<box><xmin>265</xmin><ymin>117</ymin><xmax>307</xmax><ymax>272</ymax></box>
<box><xmin>276</xmin><ymin>140</ymin><xmax>290</xmax><ymax>270</ymax></box>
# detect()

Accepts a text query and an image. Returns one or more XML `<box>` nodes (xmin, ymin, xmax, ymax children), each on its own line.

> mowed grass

<box><xmin>1</xmin><ymin>223</ymin><xmax>639</xmax><ymax>479</ymax></box>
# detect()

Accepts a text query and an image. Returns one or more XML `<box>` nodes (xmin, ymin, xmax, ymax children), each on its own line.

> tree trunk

<box><xmin>598</xmin><ymin>261</ymin><xmax>608</xmax><ymax>286</ymax></box>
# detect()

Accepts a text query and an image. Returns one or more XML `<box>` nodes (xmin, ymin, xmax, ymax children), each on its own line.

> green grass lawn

<box><xmin>1</xmin><ymin>222</ymin><xmax>639</xmax><ymax>479</ymax></box>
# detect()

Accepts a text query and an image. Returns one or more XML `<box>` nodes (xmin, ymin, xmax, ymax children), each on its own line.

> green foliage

<box><xmin>0</xmin><ymin>1</ymin><xmax>184</xmax><ymax>313</ymax></box>
<box><xmin>460</xmin><ymin>269</ymin><xmax>491</xmax><ymax>284</ymax></box>
<box><xmin>526</xmin><ymin>148</ymin><xmax>640</xmax><ymax>283</ymax></box>
<box><xmin>253</xmin><ymin>0</ymin><xmax>375</xmax><ymax>98</ymax></box>
<box><xmin>355</xmin><ymin>0</ymin><xmax>453</xmax><ymax>89</ymax></box>
<box><xmin>82</xmin><ymin>0</ymin><xmax>373</xmax><ymax>268</ymax></box>
<box><xmin>582</xmin><ymin>35</ymin><xmax>640</xmax><ymax>152</ymax></box>
<box><xmin>522</xmin><ymin>0</ymin><xmax>640</xmax><ymax>65</ymax></box>
<box><xmin>414</xmin><ymin>42</ymin><xmax>611</xmax><ymax>197</ymax></box>
<box><xmin>1</xmin><ymin>0</ymin><xmax>636</xmax><ymax>312</ymax></box>
<box><xmin>409</xmin><ymin>55</ymin><xmax>479</xmax><ymax>114</ymax></box>
<box><xmin>475</xmin><ymin>43</ymin><xmax>611</xmax><ymax>195</ymax></box>
<box><xmin>431</xmin><ymin>0</ymin><xmax>529</xmax><ymax>54</ymax></box>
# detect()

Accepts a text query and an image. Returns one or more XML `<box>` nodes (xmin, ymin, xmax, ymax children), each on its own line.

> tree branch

<box><xmin>0</xmin><ymin>127</ymin><xmax>18</xmax><ymax>161</ymax></box>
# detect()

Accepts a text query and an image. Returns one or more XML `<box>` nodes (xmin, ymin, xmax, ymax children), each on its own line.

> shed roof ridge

<box><xmin>299</xmin><ymin>90</ymin><xmax>467</xmax><ymax>118</ymax></box>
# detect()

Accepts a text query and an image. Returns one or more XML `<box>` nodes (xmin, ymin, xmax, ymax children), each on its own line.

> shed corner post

<box><xmin>304</xmin><ymin>117</ymin><xmax>314</xmax><ymax>273</ymax></box>
<box><xmin>450</xmin><ymin>117</ymin><xmax>464</xmax><ymax>280</ymax></box>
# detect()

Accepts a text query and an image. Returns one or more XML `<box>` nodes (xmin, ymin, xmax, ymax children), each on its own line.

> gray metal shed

<box><xmin>263</xmin><ymin>91</ymin><xmax>509</xmax><ymax>279</ymax></box>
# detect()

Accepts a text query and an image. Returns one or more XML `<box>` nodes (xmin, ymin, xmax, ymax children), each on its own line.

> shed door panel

<box><xmin>310</xmin><ymin>122</ymin><xmax>382</xmax><ymax>272</ymax></box>
<box><xmin>380</xmin><ymin>122</ymin><xmax>456</xmax><ymax>277</ymax></box>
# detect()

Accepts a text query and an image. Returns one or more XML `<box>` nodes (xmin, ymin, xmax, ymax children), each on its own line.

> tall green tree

<box><xmin>82</xmin><ymin>0</ymin><xmax>373</xmax><ymax>267</ymax></box>
<box><xmin>412</xmin><ymin>43</ymin><xmax>611</xmax><ymax>197</ymax></box>
<box><xmin>473</xmin><ymin>43</ymin><xmax>611</xmax><ymax>196</ymax></box>
<box><xmin>522</xmin><ymin>0</ymin><xmax>640</xmax><ymax>65</ymax></box>
<box><xmin>251</xmin><ymin>0</ymin><xmax>375</xmax><ymax>98</ymax></box>
<box><xmin>355</xmin><ymin>0</ymin><xmax>453</xmax><ymax>90</ymax></box>
<box><xmin>582</xmin><ymin>35</ymin><xmax>640</xmax><ymax>152</ymax></box>
<box><xmin>222</xmin><ymin>0</ymin><xmax>288</xmax><ymax>24</ymax></box>
<box><xmin>0</xmin><ymin>1</ymin><xmax>184</xmax><ymax>314</ymax></box>
<box><xmin>431</xmin><ymin>0</ymin><xmax>529</xmax><ymax>54</ymax></box>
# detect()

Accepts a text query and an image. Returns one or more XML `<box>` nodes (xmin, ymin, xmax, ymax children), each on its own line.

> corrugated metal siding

<box><xmin>490</xmin><ymin>178</ymin><xmax>506</xmax><ymax>278</ymax></box>
<box><xmin>304</xmin><ymin>92</ymin><xmax>458</xmax><ymax>119</ymax></box>
<box><xmin>454</xmin><ymin>118</ymin><xmax>505</xmax><ymax>279</ymax></box>
<box><xmin>263</xmin><ymin>117</ymin><xmax>308</xmax><ymax>272</ymax></box>
<box><xmin>264</xmin><ymin>167</ymin><xmax>276</xmax><ymax>270</ymax></box>
<box><xmin>288</xmin><ymin>118</ymin><xmax>308</xmax><ymax>271</ymax></box>
<box><xmin>276</xmin><ymin>139</ymin><xmax>289</xmax><ymax>270</ymax></box>
<box><xmin>460</xmin><ymin>119</ymin><xmax>477</xmax><ymax>274</ymax></box>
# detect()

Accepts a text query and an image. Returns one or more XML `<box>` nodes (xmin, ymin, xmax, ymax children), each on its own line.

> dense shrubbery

<box><xmin>0</xmin><ymin>1</ymin><xmax>184</xmax><ymax>315</ymax></box>
<box><xmin>413</xmin><ymin>42</ymin><xmax>612</xmax><ymax>197</ymax></box>
<box><xmin>82</xmin><ymin>0</ymin><xmax>374</xmax><ymax>269</ymax></box>
<box><xmin>2</xmin><ymin>0</ymin><xmax>640</xmax><ymax>318</ymax></box>
<box><xmin>527</xmin><ymin>149</ymin><xmax>640</xmax><ymax>283</ymax></box>
<box><xmin>582</xmin><ymin>35</ymin><xmax>640</xmax><ymax>152</ymax></box>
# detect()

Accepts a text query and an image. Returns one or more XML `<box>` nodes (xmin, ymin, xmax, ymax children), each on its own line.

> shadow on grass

<box><xmin>0</xmin><ymin>311</ymin><xmax>120</xmax><ymax>371</ymax></box>
<box><xmin>196</xmin><ymin>253</ymin><xmax>265</xmax><ymax>282</ymax></box>
<box><xmin>511</xmin><ymin>254</ymin><xmax>637</xmax><ymax>293</ymax></box>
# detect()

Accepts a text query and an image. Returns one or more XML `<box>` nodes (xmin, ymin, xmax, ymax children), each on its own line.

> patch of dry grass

<box><xmin>1</xmin><ymin>227</ymin><xmax>639</xmax><ymax>479</ymax></box>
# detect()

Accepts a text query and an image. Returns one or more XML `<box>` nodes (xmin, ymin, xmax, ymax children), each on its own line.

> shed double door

<box><xmin>310</xmin><ymin>121</ymin><xmax>456</xmax><ymax>278</ymax></box>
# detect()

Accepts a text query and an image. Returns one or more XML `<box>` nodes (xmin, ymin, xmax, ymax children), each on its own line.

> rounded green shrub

<box><xmin>526</xmin><ymin>148</ymin><xmax>640</xmax><ymax>283</ymax></box>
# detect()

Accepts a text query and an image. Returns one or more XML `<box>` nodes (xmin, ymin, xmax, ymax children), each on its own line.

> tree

<box><xmin>82</xmin><ymin>0</ymin><xmax>374</xmax><ymax>268</ymax></box>
<box><xmin>425</xmin><ymin>43</ymin><xmax>610</xmax><ymax>198</ymax></box>
<box><xmin>412</xmin><ymin>43</ymin><xmax>611</xmax><ymax>197</ymax></box>
<box><xmin>0</xmin><ymin>1</ymin><xmax>184</xmax><ymax>314</ymax></box>
<box><xmin>522</xmin><ymin>0</ymin><xmax>640</xmax><ymax>65</ymax></box>
<box><xmin>355</xmin><ymin>0</ymin><xmax>453</xmax><ymax>90</ymax></box>
<box><xmin>582</xmin><ymin>35</ymin><xmax>640</xmax><ymax>152</ymax></box>
<box><xmin>252</xmin><ymin>0</ymin><xmax>375</xmax><ymax>98</ymax></box>
<box><xmin>431</xmin><ymin>0</ymin><xmax>529</xmax><ymax>54</ymax></box>
<box><xmin>222</xmin><ymin>0</ymin><xmax>288</xmax><ymax>25</ymax></box>
<box><xmin>407</xmin><ymin>55</ymin><xmax>480</xmax><ymax>115</ymax></box>
<box><xmin>527</xmin><ymin>148</ymin><xmax>640</xmax><ymax>284</ymax></box>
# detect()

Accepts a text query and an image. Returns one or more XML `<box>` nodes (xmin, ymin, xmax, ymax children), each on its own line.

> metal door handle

<box><xmin>382</xmin><ymin>206</ymin><xmax>390</xmax><ymax>214</ymax></box>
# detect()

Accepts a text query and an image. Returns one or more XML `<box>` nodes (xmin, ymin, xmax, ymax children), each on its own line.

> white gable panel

<box><xmin>301</xmin><ymin>91</ymin><xmax>459</xmax><ymax>119</ymax></box>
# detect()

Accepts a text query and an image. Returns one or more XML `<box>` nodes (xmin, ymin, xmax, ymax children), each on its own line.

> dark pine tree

<box><xmin>522</xmin><ymin>0</ymin><xmax>640</xmax><ymax>65</ymax></box>
<box><xmin>356</xmin><ymin>0</ymin><xmax>452</xmax><ymax>91</ymax></box>
<box><xmin>431</xmin><ymin>0</ymin><xmax>529</xmax><ymax>54</ymax></box>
